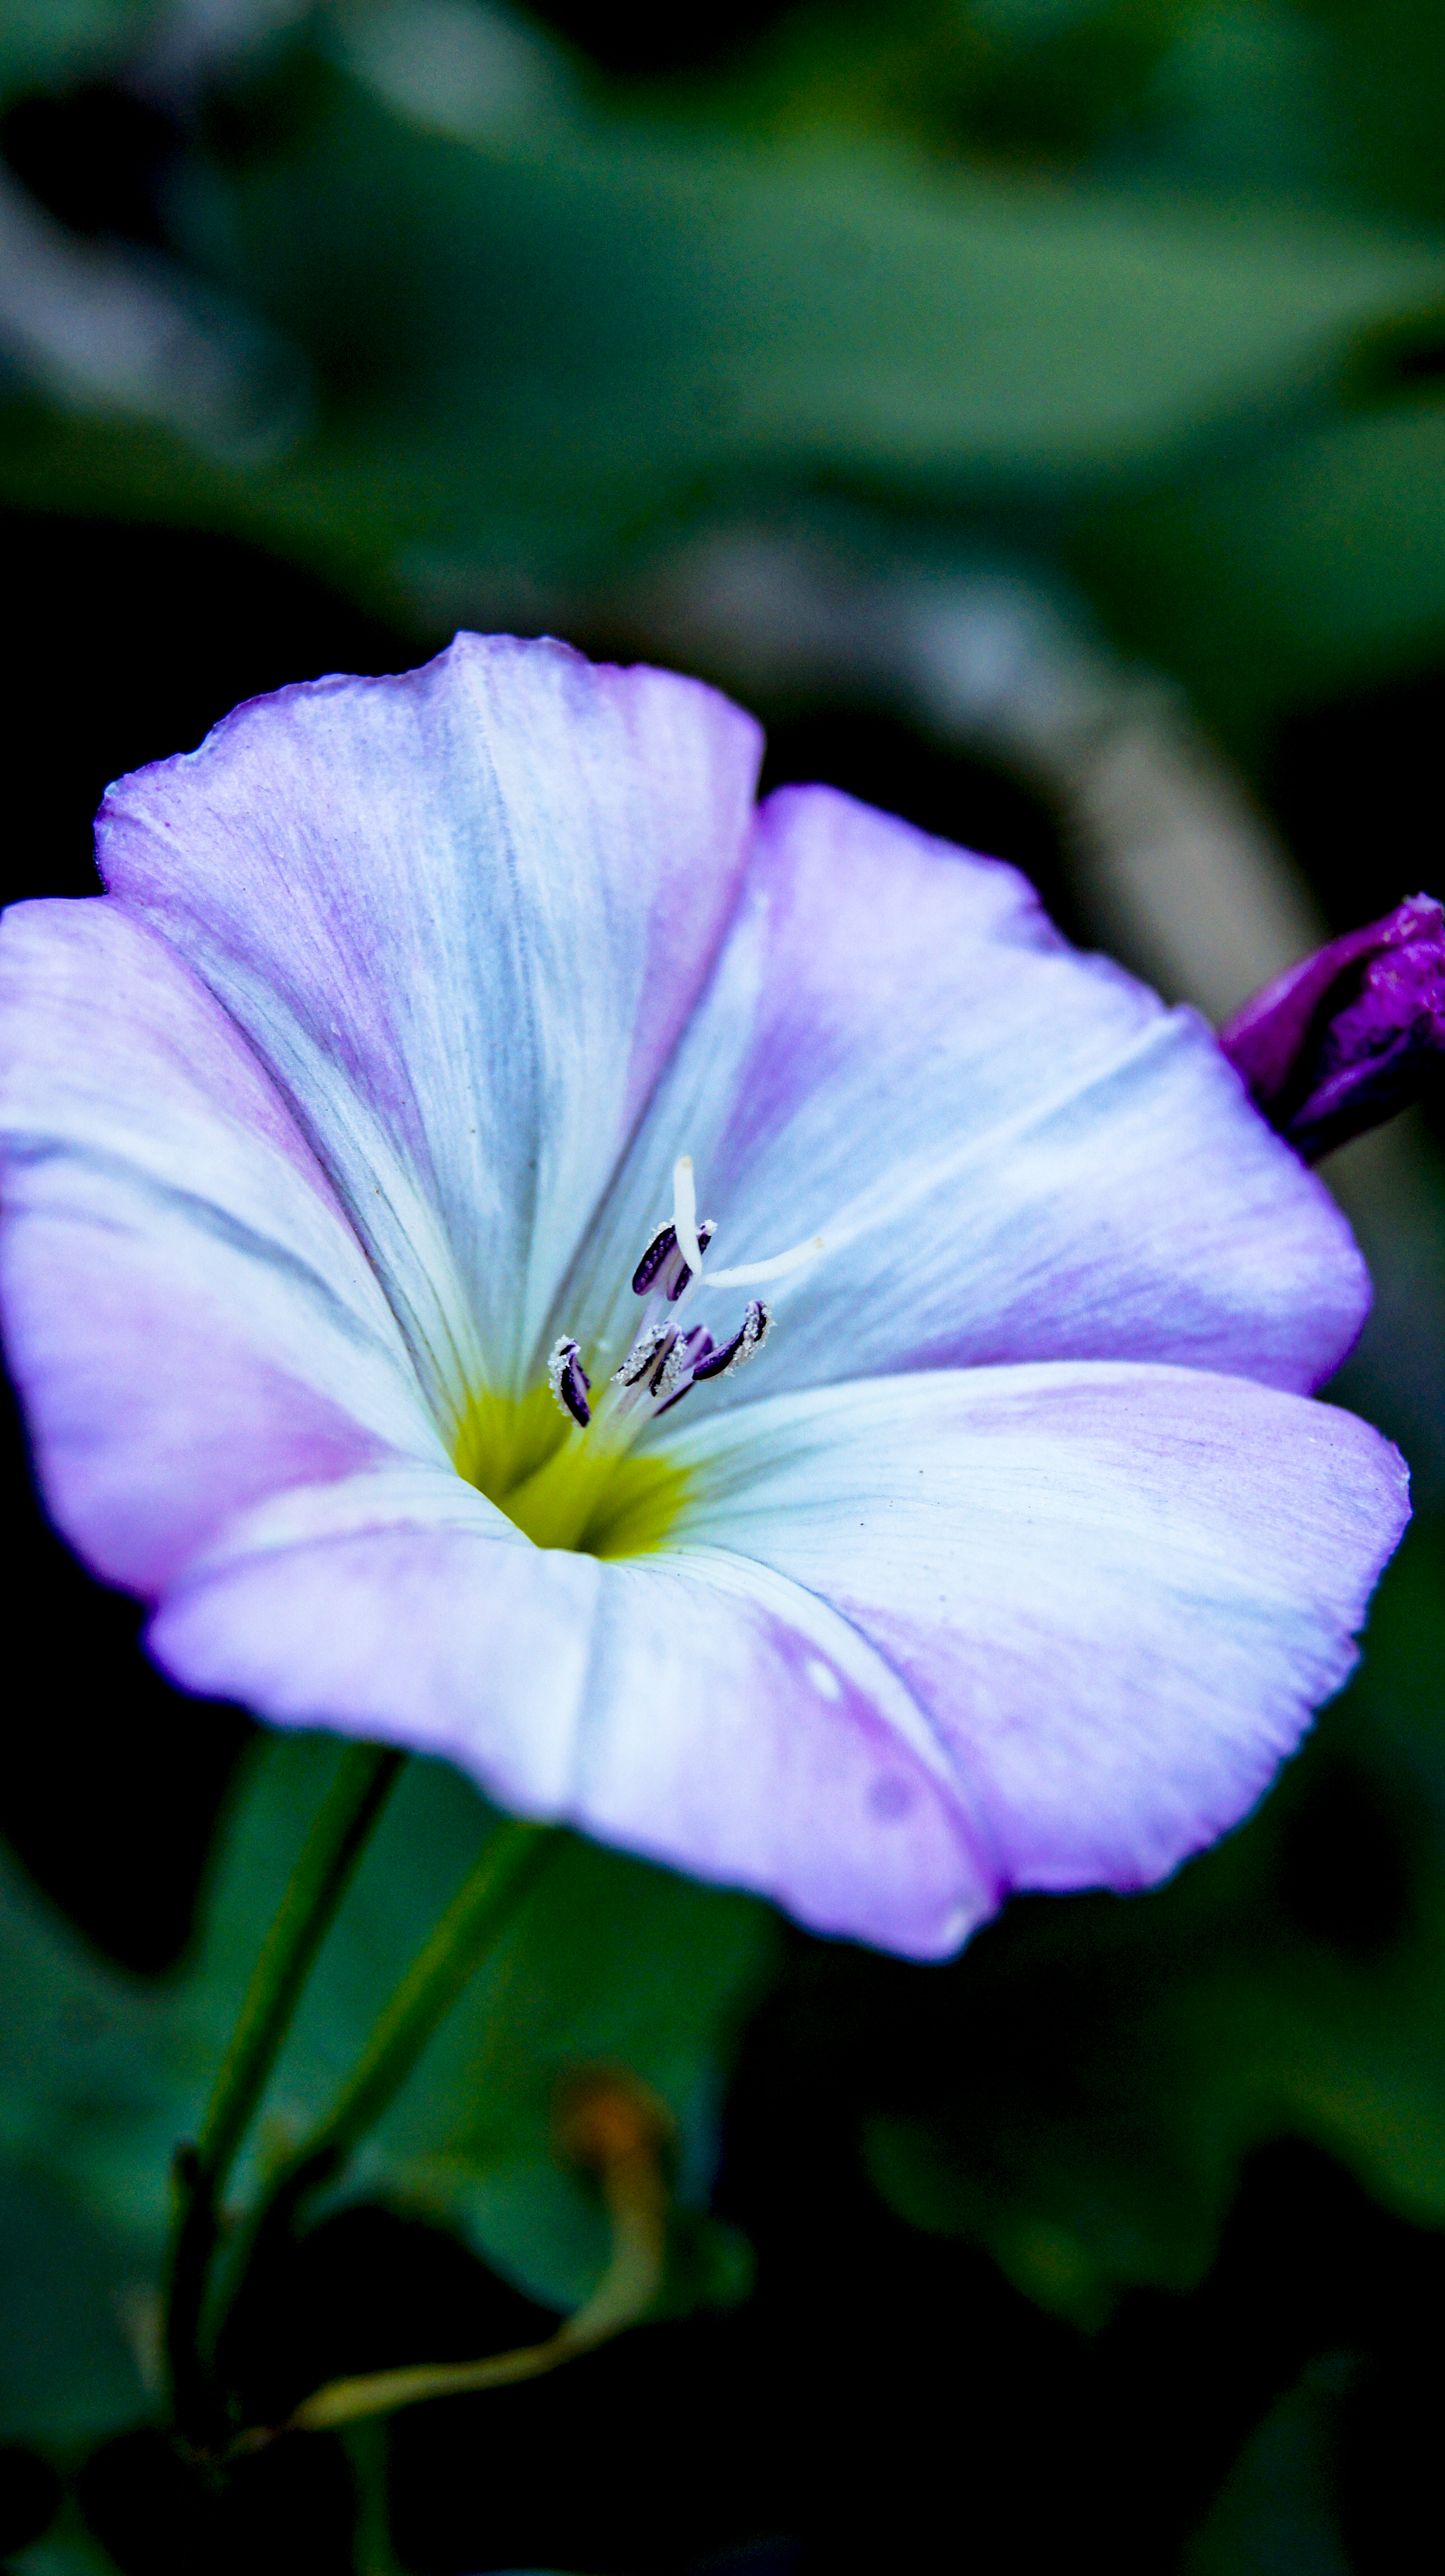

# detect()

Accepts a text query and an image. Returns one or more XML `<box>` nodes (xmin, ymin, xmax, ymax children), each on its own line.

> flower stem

<box><xmin>206</xmin><ymin>1817</ymin><xmax>559</xmax><ymax>2433</ymax></box>
<box><xmin>243</xmin><ymin>2069</ymin><xmax>670</xmax><ymax>2445</ymax></box>
<box><xmin>165</xmin><ymin>1740</ymin><xmax>404</xmax><ymax>2437</ymax></box>
<box><xmin>262</xmin><ymin>1819</ymin><xmax>556</xmax><ymax>2193</ymax></box>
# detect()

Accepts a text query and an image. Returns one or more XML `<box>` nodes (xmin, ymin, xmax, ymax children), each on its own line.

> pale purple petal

<box><xmin>149</xmin><ymin>1493</ymin><xmax>992</xmax><ymax>1958</ymax></box>
<box><xmin>1</xmin><ymin>643</ymin><xmax>1407</xmax><ymax>1963</ymax></box>
<box><xmin>563</xmin><ymin>786</ymin><xmax>1367</xmax><ymax>1400</ymax></box>
<box><xmin>95</xmin><ymin>635</ymin><xmax>761</xmax><ymax>1414</ymax></box>
<box><xmin>0</xmin><ymin>899</ymin><xmax>440</xmax><ymax>1593</ymax></box>
<box><xmin>662</xmin><ymin>1363</ymin><xmax>1409</xmax><ymax>1894</ymax></box>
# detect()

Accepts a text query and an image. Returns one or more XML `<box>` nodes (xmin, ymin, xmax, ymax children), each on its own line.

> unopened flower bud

<box><xmin>1219</xmin><ymin>893</ymin><xmax>1445</xmax><ymax>1163</ymax></box>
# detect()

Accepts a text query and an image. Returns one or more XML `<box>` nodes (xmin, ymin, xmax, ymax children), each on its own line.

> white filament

<box><xmin>702</xmin><ymin>1232</ymin><xmax>826</xmax><ymax>1289</ymax></box>
<box><xmin>671</xmin><ymin>1152</ymin><xmax>706</xmax><ymax>1281</ymax></box>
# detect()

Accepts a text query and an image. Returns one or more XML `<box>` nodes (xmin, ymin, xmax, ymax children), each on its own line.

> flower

<box><xmin>0</xmin><ymin>636</ymin><xmax>1409</xmax><ymax>1956</ymax></box>
<box><xmin>1219</xmin><ymin>893</ymin><xmax>1445</xmax><ymax>1163</ymax></box>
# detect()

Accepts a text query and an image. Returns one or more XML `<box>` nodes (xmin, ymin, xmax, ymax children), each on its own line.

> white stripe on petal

<box><xmin>558</xmin><ymin>786</ymin><xmax>1368</xmax><ymax>1405</ymax></box>
<box><xmin>96</xmin><ymin>636</ymin><xmax>761</xmax><ymax>1410</ymax></box>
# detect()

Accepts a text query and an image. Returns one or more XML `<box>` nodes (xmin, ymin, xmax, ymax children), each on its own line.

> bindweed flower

<box><xmin>1219</xmin><ymin>893</ymin><xmax>1445</xmax><ymax>1163</ymax></box>
<box><xmin>0</xmin><ymin>638</ymin><xmax>1410</xmax><ymax>1956</ymax></box>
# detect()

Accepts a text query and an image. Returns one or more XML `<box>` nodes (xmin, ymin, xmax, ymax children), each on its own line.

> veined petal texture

<box><xmin>0</xmin><ymin>637</ymin><xmax>1412</xmax><ymax>1955</ymax></box>
<box><xmin>150</xmin><ymin>1472</ymin><xmax>992</xmax><ymax>1959</ymax></box>
<box><xmin>145</xmin><ymin>1356</ymin><xmax>1407</xmax><ymax>1951</ymax></box>
<box><xmin>564</xmin><ymin>786</ymin><xmax>1369</xmax><ymax>1401</ymax></box>
<box><xmin>0</xmin><ymin>899</ymin><xmax>439</xmax><ymax>1594</ymax></box>
<box><xmin>663</xmin><ymin>1363</ymin><xmax>1410</xmax><ymax>1894</ymax></box>
<box><xmin>94</xmin><ymin>634</ymin><xmax>762</xmax><ymax>1423</ymax></box>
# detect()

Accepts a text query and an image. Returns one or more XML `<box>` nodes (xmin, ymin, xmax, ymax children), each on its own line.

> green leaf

<box><xmin>0</xmin><ymin>1847</ymin><xmax>180</xmax><ymax>2444</ymax></box>
<box><xmin>239</xmin><ymin>1750</ymin><xmax>779</xmax><ymax>2310</ymax></box>
<box><xmin>0</xmin><ymin>1861</ymin><xmax>157</xmax><ymax>2444</ymax></box>
<box><xmin>0</xmin><ymin>2166</ymin><xmax>149</xmax><ymax>2444</ymax></box>
<box><xmin>1181</xmin><ymin>2354</ymin><xmax>1357</xmax><ymax>2576</ymax></box>
<box><xmin>860</xmin><ymin>1517</ymin><xmax>1445</xmax><ymax>2326</ymax></box>
<box><xmin>0</xmin><ymin>1</ymin><xmax>158</xmax><ymax>110</ymax></box>
<box><xmin>10</xmin><ymin>2522</ymin><xmax>124</xmax><ymax>2576</ymax></box>
<box><xmin>0</xmin><ymin>1737</ymin><xmax>778</xmax><ymax>2339</ymax></box>
<box><xmin>6</xmin><ymin>31</ymin><xmax>1445</xmax><ymax>624</ymax></box>
<box><xmin>1075</xmin><ymin>390</ymin><xmax>1445</xmax><ymax>743</ymax></box>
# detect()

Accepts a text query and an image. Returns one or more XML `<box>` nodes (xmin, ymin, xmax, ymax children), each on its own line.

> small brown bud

<box><xmin>553</xmin><ymin>2067</ymin><xmax>675</xmax><ymax>2175</ymax></box>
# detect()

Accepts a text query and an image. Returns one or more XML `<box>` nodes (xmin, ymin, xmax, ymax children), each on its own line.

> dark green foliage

<box><xmin>827</xmin><ymin>1522</ymin><xmax>1445</xmax><ymax>2324</ymax></box>
<box><xmin>0</xmin><ymin>1738</ymin><xmax>772</xmax><ymax>2460</ymax></box>
<box><xmin>6</xmin><ymin>6</ymin><xmax>1445</xmax><ymax>2566</ymax></box>
<box><xmin>3</xmin><ymin>0</ymin><xmax>1445</xmax><ymax>749</ymax></box>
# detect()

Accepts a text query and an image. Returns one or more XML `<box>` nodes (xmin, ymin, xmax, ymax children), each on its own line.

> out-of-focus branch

<box><xmin>632</xmin><ymin>525</ymin><xmax>1445</xmax><ymax>1497</ymax></box>
<box><xmin>630</xmin><ymin>527</ymin><xmax>1322</xmax><ymax>1013</ymax></box>
<box><xmin>0</xmin><ymin>157</ymin><xmax>311</xmax><ymax>462</ymax></box>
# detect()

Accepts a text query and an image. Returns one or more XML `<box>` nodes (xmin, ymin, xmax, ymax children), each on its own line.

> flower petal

<box><xmin>661</xmin><ymin>1362</ymin><xmax>1410</xmax><ymax>1894</ymax></box>
<box><xmin>0</xmin><ymin>899</ymin><xmax>439</xmax><ymax>1593</ymax></box>
<box><xmin>149</xmin><ymin>1477</ymin><xmax>993</xmax><ymax>1958</ymax></box>
<box><xmin>95</xmin><ymin>635</ymin><xmax>761</xmax><ymax>1420</ymax></box>
<box><xmin>563</xmin><ymin>786</ymin><xmax>1367</xmax><ymax>1400</ymax></box>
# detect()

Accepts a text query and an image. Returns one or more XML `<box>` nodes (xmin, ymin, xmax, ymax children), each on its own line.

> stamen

<box><xmin>645</xmin><ymin>1328</ymin><xmax>678</xmax><ymax>1395</ymax></box>
<box><xmin>691</xmin><ymin>1300</ymin><xmax>770</xmax><ymax>1379</ymax></box>
<box><xmin>615</xmin><ymin>1319</ymin><xmax>670</xmax><ymax>1390</ymax></box>
<box><xmin>701</xmin><ymin>1236</ymin><xmax>825</xmax><ymax>1290</ymax></box>
<box><xmin>547</xmin><ymin>1336</ymin><xmax>592</xmax><ymax>1428</ymax></box>
<box><xmin>631</xmin><ymin>1223</ymin><xmax>675</xmax><ymax>1296</ymax></box>
<box><xmin>545</xmin><ymin>1161</ymin><xmax>795</xmax><ymax>1456</ymax></box>
<box><xmin>631</xmin><ymin>1217</ymin><xmax>716</xmax><ymax>1299</ymax></box>
<box><xmin>671</xmin><ymin>1153</ymin><xmax>706</xmax><ymax>1284</ymax></box>
<box><xmin>652</xmin><ymin>1324</ymin><xmax>714</xmax><ymax>1415</ymax></box>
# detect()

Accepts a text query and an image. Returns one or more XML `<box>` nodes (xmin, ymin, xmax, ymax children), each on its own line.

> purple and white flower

<box><xmin>0</xmin><ymin>637</ymin><xmax>1409</xmax><ymax>1955</ymax></box>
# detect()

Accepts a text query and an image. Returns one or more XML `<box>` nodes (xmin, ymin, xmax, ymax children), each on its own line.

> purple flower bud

<box><xmin>1219</xmin><ymin>893</ymin><xmax>1445</xmax><ymax>1163</ymax></box>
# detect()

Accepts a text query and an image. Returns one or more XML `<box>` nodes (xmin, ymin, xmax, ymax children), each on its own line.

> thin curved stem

<box><xmin>284</xmin><ymin>2200</ymin><xmax>659</xmax><ymax>2429</ymax></box>
<box><xmin>254</xmin><ymin>2072</ymin><xmax>669</xmax><ymax>2442</ymax></box>
<box><xmin>165</xmin><ymin>1741</ymin><xmax>404</xmax><ymax>2436</ymax></box>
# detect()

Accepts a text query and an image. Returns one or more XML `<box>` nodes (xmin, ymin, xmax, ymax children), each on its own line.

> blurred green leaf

<box><xmin>694</xmin><ymin>0</ymin><xmax>1445</xmax><ymax>233</ymax></box>
<box><xmin>862</xmin><ymin>1519</ymin><xmax>1445</xmax><ymax>2327</ymax></box>
<box><xmin>0</xmin><ymin>1736</ymin><xmax>777</xmax><ymax>2353</ymax></box>
<box><xmin>0</xmin><ymin>1833</ymin><xmax>176</xmax><ymax>2448</ymax></box>
<box><xmin>0</xmin><ymin>2169</ymin><xmax>149</xmax><ymax>2444</ymax></box>
<box><xmin>1076</xmin><ymin>389</ymin><xmax>1445</xmax><ymax>740</ymax></box>
<box><xmin>0</xmin><ymin>1</ymin><xmax>158</xmax><ymax>111</ymax></box>
<box><xmin>5</xmin><ymin>33</ymin><xmax>1445</xmax><ymax>623</ymax></box>
<box><xmin>196</xmin><ymin>1741</ymin><xmax>776</xmax><ymax>2308</ymax></box>
<box><xmin>11</xmin><ymin>2524</ymin><xmax>123</xmax><ymax>2576</ymax></box>
<box><xmin>1181</xmin><ymin>2354</ymin><xmax>1357</xmax><ymax>2576</ymax></box>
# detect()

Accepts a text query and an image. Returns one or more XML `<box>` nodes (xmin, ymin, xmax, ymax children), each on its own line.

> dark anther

<box><xmin>654</xmin><ymin>1327</ymin><xmax>715</xmax><ymax>1415</ymax></box>
<box><xmin>617</xmin><ymin>1321</ymin><xmax>669</xmax><ymax>1387</ymax></box>
<box><xmin>631</xmin><ymin>1218</ymin><xmax>716</xmax><ymax>1297</ymax></box>
<box><xmin>692</xmin><ymin>1300</ymin><xmax>770</xmax><ymax>1380</ymax></box>
<box><xmin>646</xmin><ymin>1329</ymin><xmax>679</xmax><ymax>1394</ymax></box>
<box><xmin>548</xmin><ymin>1337</ymin><xmax>592</xmax><ymax>1427</ymax></box>
<box><xmin>631</xmin><ymin>1223</ymin><xmax>676</xmax><ymax>1294</ymax></box>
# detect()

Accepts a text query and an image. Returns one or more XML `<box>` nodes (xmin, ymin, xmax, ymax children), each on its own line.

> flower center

<box><xmin>454</xmin><ymin>1156</ymin><xmax>822</xmax><ymax>1558</ymax></box>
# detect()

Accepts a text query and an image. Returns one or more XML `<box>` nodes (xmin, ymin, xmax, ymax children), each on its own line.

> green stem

<box><xmin>165</xmin><ymin>1741</ymin><xmax>404</xmax><ymax>2436</ymax></box>
<box><xmin>261</xmin><ymin>1819</ymin><xmax>555</xmax><ymax>2193</ymax></box>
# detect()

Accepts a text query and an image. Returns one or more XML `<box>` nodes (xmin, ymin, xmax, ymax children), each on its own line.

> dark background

<box><xmin>4</xmin><ymin>508</ymin><xmax>1441</xmax><ymax>2576</ymax></box>
<box><xmin>4</xmin><ymin>4</ymin><xmax>1445</xmax><ymax>2570</ymax></box>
